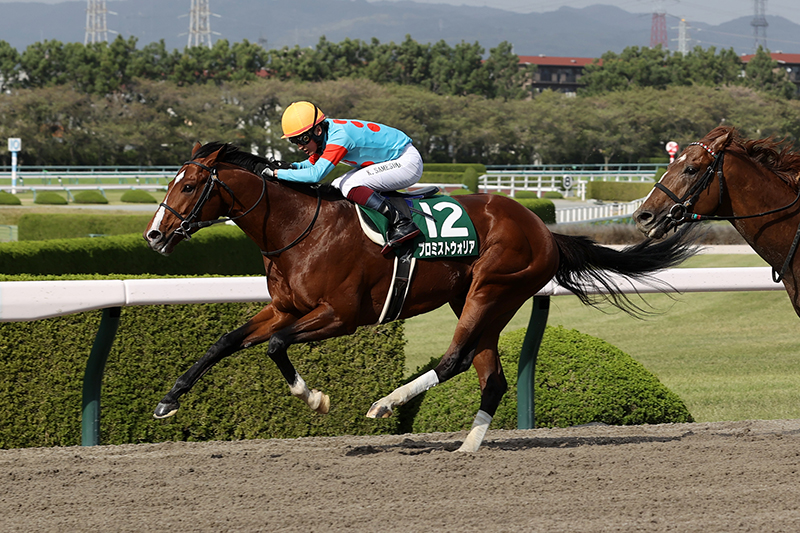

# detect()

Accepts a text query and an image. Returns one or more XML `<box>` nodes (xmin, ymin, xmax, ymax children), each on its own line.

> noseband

<box><xmin>159</xmin><ymin>160</ymin><xmax>267</xmax><ymax>240</ymax></box>
<box><xmin>654</xmin><ymin>139</ymin><xmax>800</xmax><ymax>282</ymax></box>
<box><xmin>654</xmin><ymin>141</ymin><xmax>726</xmax><ymax>228</ymax></box>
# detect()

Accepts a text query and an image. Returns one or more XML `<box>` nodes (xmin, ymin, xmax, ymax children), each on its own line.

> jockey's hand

<box><xmin>267</xmin><ymin>158</ymin><xmax>293</xmax><ymax>170</ymax></box>
<box><xmin>260</xmin><ymin>166</ymin><xmax>275</xmax><ymax>179</ymax></box>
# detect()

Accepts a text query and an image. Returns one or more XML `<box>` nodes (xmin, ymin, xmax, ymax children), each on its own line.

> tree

<box><xmin>481</xmin><ymin>41</ymin><xmax>531</xmax><ymax>100</ymax></box>
<box><xmin>0</xmin><ymin>41</ymin><xmax>20</xmax><ymax>92</ymax></box>
<box><xmin>744</xmin><ymin>46</ymin><xmax>796</xmax><ymax>99</ymax></box>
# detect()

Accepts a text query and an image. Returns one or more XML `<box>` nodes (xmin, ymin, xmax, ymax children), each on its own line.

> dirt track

<box><xmin>3</xmin><ymin>419</ymin><xmax>800</xmax><ymax>532</ymax></box>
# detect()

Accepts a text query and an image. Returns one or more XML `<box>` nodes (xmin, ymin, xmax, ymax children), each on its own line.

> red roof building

<box><xmin>739</xmin><ymin>53</ymin><xmax>800</xmax><ymax>93</ymax></box>
<box><xmin>517</xmin><ymin>55</ymin><xmax>599</xmax><ymax>95</ymax></box>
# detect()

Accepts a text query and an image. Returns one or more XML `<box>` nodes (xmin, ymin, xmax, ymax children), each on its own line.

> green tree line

<box><xmin>2</xmin><ymin>77</ymin><xmax>799</xmax><ymax>167</ymax></box>
<box><xmin>0</xmin><ymin>35</ymin><xmax>798</xmax><ymax>167</ymax></box>
<box><xmin>580</xmin><ymin>45</ymin><xmax>797</xmax><ymax>99</ymax></box>
<box><xmin>0</xmin><ymin>35</ymin><xmax>531</xmax><ymax>100</ymax></box>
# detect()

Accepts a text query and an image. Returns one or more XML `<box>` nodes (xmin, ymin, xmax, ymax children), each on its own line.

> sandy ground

<box><xmin>2</xmin><ymin>419</ymin><xmax>800</xmax><ymax>532</ymax></box>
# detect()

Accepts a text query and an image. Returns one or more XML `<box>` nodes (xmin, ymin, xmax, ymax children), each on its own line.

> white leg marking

<box><xmin>290</xmin><ymin>373</ymin><xmax>330</xmax><ymax>414</ymax></box>
<box><xmin>366</xmin><ymin>369</ymin><xmax>439</xmax><ymax>418</ymax></box>
<box><xmin>457</xmin><ymin>410</ymin><xmax>493</xmax><ymax>453</ymax></box>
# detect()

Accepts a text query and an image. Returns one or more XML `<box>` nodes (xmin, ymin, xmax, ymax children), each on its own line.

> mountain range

<box><xmin>0</xmin><ymin>0</ymin><xmax>798</xmax><ymax>58</ymax></box>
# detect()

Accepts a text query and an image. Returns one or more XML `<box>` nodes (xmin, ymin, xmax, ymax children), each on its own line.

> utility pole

<box><xmin>751</xmin><ymin>0</ymin><xmax>768</xmax><ymax>51</ymax></box>
<box><xmin>84</xmin><ymin>0</ymin><xmax>109</xmax><ymax>45</ymax></box>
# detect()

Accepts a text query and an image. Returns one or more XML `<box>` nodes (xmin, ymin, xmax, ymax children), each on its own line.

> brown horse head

<box><xmin>634</xmin><ymin>126</ymin><xmax>735</xmax><ymax>239</ymax></box>
<box><xmin>144</xmin><ymin>142</ymin><xmax>236</xmax><ymax>255</ymax></box>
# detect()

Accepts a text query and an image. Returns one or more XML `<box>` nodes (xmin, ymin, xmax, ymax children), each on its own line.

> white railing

<box><xmin>0</xmin><ymin>266</ymin><xmax>779</xmax><ymax>444</ymax></box>
<box><xmin>555</xmin><ymin>198</ymin><xmax>646</xmax><ymax>224</ymax></box>
<box><xmin>0</xmin><ymin>267</ymin><xmax>780</xmax><ymax>322</ymax></box>
<box><xmin>480</xmin><ymin>171</ymin><xmax>655</xmax><ymax>198</ymax></box>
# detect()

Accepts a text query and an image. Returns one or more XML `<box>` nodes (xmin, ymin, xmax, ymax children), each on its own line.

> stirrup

<box><xmin>380</xmin><ymin>228</ymin><xmax>421</xmax><ymax>255</ymax></box>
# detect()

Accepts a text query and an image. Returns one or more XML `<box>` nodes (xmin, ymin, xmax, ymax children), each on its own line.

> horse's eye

<box><xmin>685</xmin><ymin>166</ymin><xmax>698</xmax><ymax>176</ymax></box>
<box><xmin>182</xmin><ymin>184</ymin><xmax>195</xmax><ymax>193</ymax></box>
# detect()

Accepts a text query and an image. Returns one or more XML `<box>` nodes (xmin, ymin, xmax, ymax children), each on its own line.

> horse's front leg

<box><xmin>154</xmin><ymin>305</ymin><xmax>293</xmax><ymax>418</ymax></box>
<box><xmin>266</xmin><ymin>302</ymin><xmax>353</xmax><ymax>413</ymax></box>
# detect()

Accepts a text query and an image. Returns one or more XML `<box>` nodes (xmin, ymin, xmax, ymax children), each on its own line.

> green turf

<box><xmin>404</xmin><ymin>253</ymin><xmax>800</xmax><ymax>423</ymax></box>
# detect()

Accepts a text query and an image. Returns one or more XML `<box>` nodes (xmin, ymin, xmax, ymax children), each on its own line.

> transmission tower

<box><xmin>84</xmin><ymin>0</ymin><xmax>109</xmax><ymax>45</ymax></box>
<box><xmin>188</xmin><ymin>0</ymin><xmax>214</xmax><ymax>49</ymax></box>
<box><xmin>650</xmin><ymin>1</ymin><xmax>668</xmax><ymax>49</ymax></box>
<box><xmin>675</xmin><ymin>19</ymin><xmax>691</xmax><ymax>55</ymax></box>
<box><xmin>751</xmin><ymin>0</ymin><xmax>768</xmax><ymax>50</ymax></box>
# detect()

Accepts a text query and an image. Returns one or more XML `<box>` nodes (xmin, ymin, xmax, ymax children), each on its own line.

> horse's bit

<box><xmin>159</xmin><ymin>160</ymin><xmax>321</xmax><ymax>257</ymax></box>
<box><xmin>654</xmin><ymin>140</ymin><xmax>800</xmax><ymax>282</ymax></box>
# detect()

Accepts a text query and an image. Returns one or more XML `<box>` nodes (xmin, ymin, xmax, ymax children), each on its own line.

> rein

<box><xmin>160</xmin><ymin>160</ymin><xmax>322</xmax><ymax>257</ymax></box>
<box><xmin>656</xmin><ymin>141</ymin><xmax>800</xmax><ymax>282</ymax></box>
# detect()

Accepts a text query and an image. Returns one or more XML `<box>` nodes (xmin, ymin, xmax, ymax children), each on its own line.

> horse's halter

<box><xmin>653</xmin><ymin>141</ymin><xmax>726</xmax><ymax>229</ymax></box>
<box><xmin>159</xmin><ymin>160</ymin><xmax>267</xmax><ymax>240</ymax></box>
<box><xmin>653</xmin><ymin>138</ymin><xmax>800</xmax><ymax>283</ymax></box>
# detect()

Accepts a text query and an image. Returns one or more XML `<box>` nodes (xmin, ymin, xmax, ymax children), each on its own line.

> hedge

<box><xmin>0</xmin><ymin>225</ymin><xmax>265</xmax><ymax>275</ymax></box>
<box><xmin>402</xmin><ymin>326</ymin><xmax>693</xmax><ymax>433</ymax></box>
<box><xmin>423</xmin><ymin>163</ymin><xmax>486</xmax><ymax>174</ymax></box>
<box><xmin>516</xmin><ymin>198</ymin><xmax>556</xmax><ymax>224</ymax></box>
<box><xmin>0</xmin><ymin>297</ymin><xmax>404</xmax><ymax>448</ymax></box>
<box><xmin>73</xmin><ymin>190</ymin><xmax>108</xmax><ymax>204</ymax></box>
<box><xmin>19</xmin><ymin>213</ymin><xmax>158</xmax><ymax>241</ymax></box>
<box><xmin>120</xmin><ymin>189</ymin><xmax>158</xmax><ymax>203</ymax></box>
<box><xmin>33</xmin><ymin>191</ymin><xmax>68</xmax><ymax>205</ymax></box>
<box><xmin>0</xmin><ymin>191</ymin><xmax>22</xmax><ymax>205</ymax></box>
<box><xmin>587</xmin><ymin>182</ymin><xmax>655</xmax><ymax>202</ymax></box>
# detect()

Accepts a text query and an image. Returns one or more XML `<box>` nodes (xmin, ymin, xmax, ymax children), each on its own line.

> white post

<box><xmin>10</xmin><ymin>151</ymin><xmax>17</xmax><ymax>194</ymax></box>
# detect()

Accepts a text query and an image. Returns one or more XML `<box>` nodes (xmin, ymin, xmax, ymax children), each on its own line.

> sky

<box><xmin>375</xmin><ymin>0</ymin><xmax>800</xmax><ymax>27</ymax></box>
<box><xmin>1</xmin><ymin>0</ymin><xmax>798</xmax><ymax>27</ymax></box>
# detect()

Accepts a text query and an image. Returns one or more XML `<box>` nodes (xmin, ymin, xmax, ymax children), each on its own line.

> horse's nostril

<box><xmin>147</xmin><ymin>230</ymin><xmax>163</xmax><ymax>242</ymax></box>
<box><xmin>636</xmin><ymin>211</ymin><xmax>653</xmax><ymax>224</ymax></box>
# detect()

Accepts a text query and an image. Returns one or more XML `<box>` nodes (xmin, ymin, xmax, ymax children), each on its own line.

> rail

<box><xmin>480</xmin><ymin>171</ymin><xmax>655</xmax><ymax>199</ymax></box>
<box><xmin>555</xmin><ymin>198</ymin><xmax>646</xmax><ymax>224</ymax></box>
<box><xmin>0</xmin><ymin>266</ymin><xmax>781</xmax><ymax>444</ymax></box>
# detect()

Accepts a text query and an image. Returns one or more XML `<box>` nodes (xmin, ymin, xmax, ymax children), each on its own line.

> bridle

<box><xmin>654</xmin><ymin>140</ymin><xmax>800</xmax><ymax>282</ymax></box>
<box><xmin>159</xmin><ymin>160</ymin><xmax>267</xmax><ymax>239</ymax></box>
<box><xmin>653</xmin><ymin>141</ymin><xmax>726</xmax><ymax>228</ymax></box>
<box><xmin>159</xmin><ymin>159</ymin><xmax>322</xmax><ymax>257</ymax></box>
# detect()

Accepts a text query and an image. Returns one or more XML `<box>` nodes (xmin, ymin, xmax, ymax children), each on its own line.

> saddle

<box><xmin>354</xmin><ymin>186</ymin><xmax>480</xmax><ymax>324</ymax></box>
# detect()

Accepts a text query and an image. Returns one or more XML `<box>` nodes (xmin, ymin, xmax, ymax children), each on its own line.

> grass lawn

<box><xmin>404</xmin><ymin>252</ymin><xmax>800</xmax><ymax>423</ymax></box>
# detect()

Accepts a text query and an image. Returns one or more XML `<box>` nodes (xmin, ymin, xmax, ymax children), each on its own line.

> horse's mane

<box><xmin>707</xmin><ymin>126</ymin><xmax>800</xmax><ymax>189</ymax></box>
<box><xmin>191</xmin><ymin>141</ymin><xmax>342</xmax><ymax>197</ymax></box>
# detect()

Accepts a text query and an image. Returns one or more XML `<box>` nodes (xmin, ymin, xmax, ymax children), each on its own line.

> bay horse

<box><xmin>634</xmin><ymin>125</ymin><xmax>800</xmax><ymax>316</ymax></box>
<box><xmin>144</xmin><ymin>142</ymin><xmax>694</xmax><ymax>452</ymax></box>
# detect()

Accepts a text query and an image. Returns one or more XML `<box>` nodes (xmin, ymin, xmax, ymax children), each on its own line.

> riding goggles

<box><xmin>289</xmin><ymin>132</ymin><xmax>313</xmax><ymax>146</ymax></box>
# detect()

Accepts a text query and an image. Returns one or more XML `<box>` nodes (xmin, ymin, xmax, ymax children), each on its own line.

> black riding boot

<box><xmin>365</xmin><ymin>192</ymin><xmax>421</xmax><ymax>254</ymax></box>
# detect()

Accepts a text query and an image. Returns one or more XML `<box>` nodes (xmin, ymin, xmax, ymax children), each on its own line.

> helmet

<box><xmin>281</xmin><ymin>101</ymin><xmax>326</xmax><ymax>139</ymax></box>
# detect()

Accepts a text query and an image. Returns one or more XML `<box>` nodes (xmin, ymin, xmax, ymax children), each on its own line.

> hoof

<box><xmin>310</xmin><ymin>390</ymin><xmax>331</xmax><ymax>414</ymax></box>
<box><xmin>153</xmin><ymin>400</ymin><xmax>179</xmax><ymax>419</ymax></box>
<box><xmin>366</xmin><ymin>401</ymin><xmax>393</xmax><ymax>419</ymax></box>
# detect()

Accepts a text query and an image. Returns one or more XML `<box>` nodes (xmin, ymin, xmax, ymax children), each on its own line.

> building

<box><xmin>739</xmin><ymin>52</ymin><xmax>800</xmax><ymax>95</ymax></box>
<box><xmin>517</xmin><ymin>55</ymin><xmax>598</xmax><ymax>95</ymax></box>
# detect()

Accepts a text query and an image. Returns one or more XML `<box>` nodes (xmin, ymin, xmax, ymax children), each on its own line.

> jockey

<box><xmin>263</xmin><ymin>101</ymin><xmax>422</xmax><ymax>254</ymax></box>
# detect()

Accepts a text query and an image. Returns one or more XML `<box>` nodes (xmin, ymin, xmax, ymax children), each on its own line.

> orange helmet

<box><xmin>281</xmin><ymin>101</ymin><xmax>326</xmax><ymax>139</ymax></box>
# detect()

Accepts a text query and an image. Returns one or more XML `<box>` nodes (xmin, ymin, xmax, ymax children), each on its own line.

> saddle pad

<box><xmin>357</xmin><ymin>196</ymin><xmax>479</xmax><ymax>259</ymax></box>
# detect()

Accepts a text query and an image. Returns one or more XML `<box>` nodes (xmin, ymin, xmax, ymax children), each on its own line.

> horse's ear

<box><xmin>710</xmin><ymin>128</ymin><xmax>734</xmax><ymax>153</ymax></box>
<box><xmin>207</xmin><ymin>144</ymin><xmax>227</xmax><ymax>164</ymax></box>
<box><xmin>191</xmin><ymin>142</ymin><xmax>202</xmax><ymax>156</ymax></box>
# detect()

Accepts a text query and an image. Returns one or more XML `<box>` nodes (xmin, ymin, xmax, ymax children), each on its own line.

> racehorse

<box><xmin>144</xmin><ymin>141</ymin><xmax>695</xmax><ymax>452</ymax></box>
<box><xmin>634</xmin><ymin>125</ymin><xmax>800</xmax><ymax>316</ymax></box>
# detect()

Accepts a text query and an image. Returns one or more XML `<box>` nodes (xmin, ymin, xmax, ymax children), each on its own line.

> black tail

<box><xmin>552</xmin><ymin>228</ymin><xmax>698</xmax><ymax>317</ymax></box>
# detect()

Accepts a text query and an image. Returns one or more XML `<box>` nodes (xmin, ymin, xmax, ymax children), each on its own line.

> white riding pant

<box><xmin>332</xmin><ymin>144</ymin><xmax>423</xmax><ymax>196</ymax></box>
